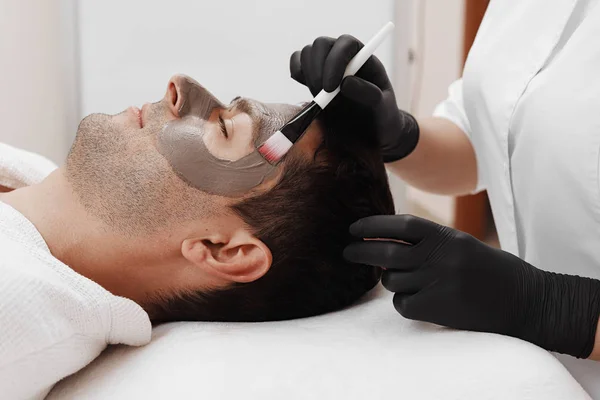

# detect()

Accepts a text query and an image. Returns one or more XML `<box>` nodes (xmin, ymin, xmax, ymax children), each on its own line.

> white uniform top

<box><xmin>433</xmin><ymin>0</ymin><xmax>600</xmax><ymax>394</ymax></box>
<box><xmin>0</xmin><ymin>143</ymin><xmax>152</xmax><ymax>399</ymax></box>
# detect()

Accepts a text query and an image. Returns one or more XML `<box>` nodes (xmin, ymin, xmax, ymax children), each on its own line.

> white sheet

<box><xmin>48</xmin><ymin>286</ymin><xmax>590</xmax><ymax>399</ymax></box>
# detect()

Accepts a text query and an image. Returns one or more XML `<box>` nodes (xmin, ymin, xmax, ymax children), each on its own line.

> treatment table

<box><xmin>48</xmin><ymin>285</ymin><xmax>593</xmax><ymax>399</ymax></box>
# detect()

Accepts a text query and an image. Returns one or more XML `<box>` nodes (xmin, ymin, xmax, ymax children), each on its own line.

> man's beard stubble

<box><xmin>65</xmin><ymin>108</ymin><xmax>205</xmax><ymax>235</ymax></box>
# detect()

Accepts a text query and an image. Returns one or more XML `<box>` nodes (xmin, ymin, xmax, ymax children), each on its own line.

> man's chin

<box><xmin>76</xmin><ymin>112</ymin><xmax>113</xmax><ymax>133</ymax></box>
<box><xmin>68</xmin><ymin>113</ymin><xmax>120</xmax><ymax>163</ymax></box>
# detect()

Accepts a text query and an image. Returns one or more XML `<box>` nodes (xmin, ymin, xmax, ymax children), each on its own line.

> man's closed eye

<box><xmin>218</xmin><ymin>116</ymin><xmax>229</xmax><ymax>139</ymax></box>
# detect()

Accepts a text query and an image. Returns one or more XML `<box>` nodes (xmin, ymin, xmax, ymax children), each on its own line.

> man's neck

<box><xmin>0</xmin><ymin>169</ymin><xmax>156</xmax><ymax>305</ymax></box>
<box><xmin>2</xmin><ymin>170</ymin><xmax>88</xmax><ymax>261</ymax></box>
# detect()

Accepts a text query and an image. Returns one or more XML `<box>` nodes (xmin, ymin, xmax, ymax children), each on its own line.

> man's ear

<box><xmin>181</xmin><ymin>230</ymin><xmax>272</xmax><ymax>284</ymax></box>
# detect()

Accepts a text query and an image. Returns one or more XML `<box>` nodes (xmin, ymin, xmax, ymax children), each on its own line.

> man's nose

<box><xmin>165</xmin><ymin>75</ymin><xmax>185</xmax><ymax>118</ymax></box>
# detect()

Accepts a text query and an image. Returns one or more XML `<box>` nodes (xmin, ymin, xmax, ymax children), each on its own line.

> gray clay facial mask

<box><xmin>156</xmin><ymin>75</ymin><xmax>279</xmax><ymax>197</ymax></box>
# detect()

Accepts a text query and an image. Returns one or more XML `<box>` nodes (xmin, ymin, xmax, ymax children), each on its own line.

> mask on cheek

<box><xmin>156</xmin><ymin>76</ymin><xmax>277</xmax><ymax>197</ymax></box>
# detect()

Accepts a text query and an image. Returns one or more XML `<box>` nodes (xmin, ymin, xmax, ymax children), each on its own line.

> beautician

<box><xmin>290</xmin><ymin>0</ymin><xmax>600</xmax><ymax>373</ymax></box>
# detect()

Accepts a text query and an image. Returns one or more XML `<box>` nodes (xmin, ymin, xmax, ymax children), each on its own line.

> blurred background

<box><xmin>0</xmin><ymin>0</ymin><xmax>497</xmax><ymax>244</ymax></box>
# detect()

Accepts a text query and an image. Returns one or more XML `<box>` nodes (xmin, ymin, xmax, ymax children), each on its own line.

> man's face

<box><xmin>66</xmin><ymin>74</ymin><xmax>309</xmax><ymax>234</ymax></box>
<box><xmin>157</xmin><ymin>75</ymin><xmax>307</xmax><ymax>197</ymax></box>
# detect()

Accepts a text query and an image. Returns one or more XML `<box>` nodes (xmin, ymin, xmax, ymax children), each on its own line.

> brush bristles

<box><xmin>257</xmin><ymin>131</ymin><xmax>293</xmax><ymax>164</ymax></box>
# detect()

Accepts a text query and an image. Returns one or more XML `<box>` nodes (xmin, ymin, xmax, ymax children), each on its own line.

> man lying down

<box><xmin>0</xmin><ymin>74</ymin><xmax>394</xmax><ymax>398</ymax></box>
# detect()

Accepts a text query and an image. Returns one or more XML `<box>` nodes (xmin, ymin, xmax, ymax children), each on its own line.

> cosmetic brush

<box><xmin>257</xmin><ymin>21</ymin><xmax>395</xmax><ymax>164</ymax></box>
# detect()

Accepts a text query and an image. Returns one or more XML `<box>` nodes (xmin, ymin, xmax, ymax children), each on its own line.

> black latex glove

<box><xmin>344</xmin><ymin>214</ymin><xmax>600</xmax><ymax>358</ymax></box>
<box><xmin>290</xmin><ymin>35</ymin><xmax>419</xmax><ymax>162</ymax></box>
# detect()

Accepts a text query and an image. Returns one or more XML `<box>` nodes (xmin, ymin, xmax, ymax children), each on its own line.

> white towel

<box><xmin>0</xmin><ymin>142</ymin><xmax>58</xmax><ymax>189</ymax></box>
<box><xmin>0</xmin><ymin>142</ymin><xmax>151</xmax><ymax>399</ymax></box>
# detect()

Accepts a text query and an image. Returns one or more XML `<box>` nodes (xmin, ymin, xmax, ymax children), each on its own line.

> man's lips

<box><xmin>128</xmin><ymin>106</ymin><xmax>143</xmax><ymax>128</ymax></box>
<box><xmin>141</xmin><ymin>103</ymin><xmax>150</xmax><ymax>127</ymax></box>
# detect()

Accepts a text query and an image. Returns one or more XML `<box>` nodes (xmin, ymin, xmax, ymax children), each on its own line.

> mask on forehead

<box><xmin>156</xmin><ymin>76</ymin><xmax>277</xmax><ymax>197</ymax></box>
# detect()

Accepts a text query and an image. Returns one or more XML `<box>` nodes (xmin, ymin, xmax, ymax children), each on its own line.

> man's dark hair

<box><xmin>156</xmin><ymin>103</ymin><xmax>395</xmax><ymax>322</ymax></box>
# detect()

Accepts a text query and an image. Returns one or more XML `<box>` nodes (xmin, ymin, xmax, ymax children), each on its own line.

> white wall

<box><xmin>0</xmin><ymin>0</ymin><xmax>79</xmax><ymax>164</ymax></box>
<box><xmin>409</xmin><ymin>0</ymin><xmax>465</xmax><ymax>118</ymax></box>
<box><xmin>78</xmin><ymin>0</ymin><xmax>408</xmax><ymax>210</ymax></box>
<box><xmin>405</xmin><ymin>0</ymin><xmax>465</xmax><ymax>224</ymax></box>
<box><xmin>78</xmin><ymin>1</ymin><xmax>396</xmax><ymax>113</ymax></box>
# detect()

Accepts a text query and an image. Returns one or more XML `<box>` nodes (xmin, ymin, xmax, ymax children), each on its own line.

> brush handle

<box><xmin>313</xmin><ymin>21</ymin><xmax>395</xmax><ymax>109</ymax></box>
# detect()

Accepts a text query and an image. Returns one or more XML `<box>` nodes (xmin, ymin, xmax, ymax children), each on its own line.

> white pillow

<box><xmin>48</xmin><ymin>286</ymin><xmax>589</xmax><ymax>399</ymax></box>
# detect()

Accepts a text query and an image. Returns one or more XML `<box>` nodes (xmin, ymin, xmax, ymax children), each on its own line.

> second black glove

<box><xmin>343</xmin><ymin>214</ymin><xmax>600</xmax><ymax>359</ymax></box>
